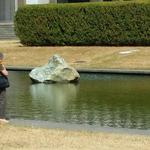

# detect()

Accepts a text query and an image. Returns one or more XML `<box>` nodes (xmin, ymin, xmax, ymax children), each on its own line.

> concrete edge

<box><xmin>7</xmin><ymin>66</ymin><xmax>33</xmax><ymax>71</ymax></box>
<box><xmin>10</xmin><ymin>119</ymin><xmax>150</xmax><ymax>136</ymax></box>
<box><xmin>6</xmin><ymin>66</ymin><xmax>150</xmax><ymax>75</ymax></box>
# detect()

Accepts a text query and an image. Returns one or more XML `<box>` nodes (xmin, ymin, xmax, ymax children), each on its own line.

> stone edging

<box><xmin>6</xmin><ymin>66</ymin><xmax>150</xmax><ymax>75</ymax></box>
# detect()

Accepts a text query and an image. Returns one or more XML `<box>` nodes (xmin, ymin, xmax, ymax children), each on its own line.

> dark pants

<box><xmin>0</xmin><ymin>89</ymin><xmax>6</xmax><ymax>119</ymax></box>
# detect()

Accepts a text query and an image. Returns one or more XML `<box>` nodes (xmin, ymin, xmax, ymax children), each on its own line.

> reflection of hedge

<box><xmin>15</xmin><ymin>1</ymin><xmax>150</xmax><ymax>46</ymax></box>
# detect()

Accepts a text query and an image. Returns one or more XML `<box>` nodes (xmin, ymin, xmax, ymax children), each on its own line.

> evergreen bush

<box><xmin>14</xmin><ymin>1</ymin><xmax>150</xmax><ymax>46</ymax></box>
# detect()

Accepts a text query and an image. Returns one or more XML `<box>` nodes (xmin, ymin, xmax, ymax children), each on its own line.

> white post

<box><xmin>15</xmin><ymin>0</ymin><xmax>18</xmax><ymax>11</ymax></box>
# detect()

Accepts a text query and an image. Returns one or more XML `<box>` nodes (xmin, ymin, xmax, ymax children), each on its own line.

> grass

<box><xmin>0</xmin><ymin>124</ymin><xmax>150</xmax><ymax>150</ymax></box>
<box><xmin>0</xmin><ymin>40</ymin><xmax>150</xmax><ymax>70</ymax></box>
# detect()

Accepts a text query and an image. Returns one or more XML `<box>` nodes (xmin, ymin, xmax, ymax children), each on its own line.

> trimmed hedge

<box><xmin>14</xmin><ymin>1</ymin><xmax>150</xmax><ymax>46</ymax></box>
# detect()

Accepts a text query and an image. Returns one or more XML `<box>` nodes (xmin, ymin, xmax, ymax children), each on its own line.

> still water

<box><xmin>6</xmin><ymin>71</ymin><xmax>150</xmax><ymax>130</ymax></box>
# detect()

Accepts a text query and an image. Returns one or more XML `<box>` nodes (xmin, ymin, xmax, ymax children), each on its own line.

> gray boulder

<box><xmin>29</xmin><ymin>54</ymin><xmax>80</xmax><ymax>83</ymax></box>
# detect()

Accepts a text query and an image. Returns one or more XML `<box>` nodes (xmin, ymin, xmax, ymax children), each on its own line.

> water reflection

<box><xmin>30</xmin><ymin>83</ymin><xmax>78</xmax><ymax>112</ymax></box>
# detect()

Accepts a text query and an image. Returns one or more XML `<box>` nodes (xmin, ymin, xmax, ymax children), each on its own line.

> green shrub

<box><xmin>14</xmin><ymin>1</ymin><xmax>150</xmax><ymax>46</ymax></box>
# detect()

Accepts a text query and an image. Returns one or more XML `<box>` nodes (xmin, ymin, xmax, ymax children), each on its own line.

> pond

<box><xmin>6</xmin><ymin>71</ymin><xmax>150</xmax><ymax>130</ymax></box>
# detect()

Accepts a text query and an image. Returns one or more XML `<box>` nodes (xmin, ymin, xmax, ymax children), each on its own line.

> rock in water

<box><xmin>29</xmin><ymin>55</ymin><xmax>80</xmax><ymax>83</ymax></box>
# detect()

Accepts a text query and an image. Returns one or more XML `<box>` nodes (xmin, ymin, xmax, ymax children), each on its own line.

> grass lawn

<box><xmin>0</xmin><ymin>40</ymin><xmax>150</xmax><ymax>70</ymax></box>
<box><xmin>0</xmin><ymin>124</ymin><xmax>150</xmax><ymax>150</ymax></box>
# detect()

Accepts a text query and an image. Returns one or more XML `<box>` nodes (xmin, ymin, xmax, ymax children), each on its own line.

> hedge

<box><xmin>14</xmin><ymin>1</ymin><xmax>150</xmax><ymax>46</ymax></box>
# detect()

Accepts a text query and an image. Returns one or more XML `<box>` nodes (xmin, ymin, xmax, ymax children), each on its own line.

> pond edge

<box><xmin>6</xmin><ymin>66</ymin><xmax>150</xmax><ymax>76</ymax></box>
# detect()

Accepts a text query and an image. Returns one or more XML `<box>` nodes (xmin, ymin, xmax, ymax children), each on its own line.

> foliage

<box><xmin>14</xmin><ymin>1</ymin><xmax>150</xmax><ymax>46</ymax></box>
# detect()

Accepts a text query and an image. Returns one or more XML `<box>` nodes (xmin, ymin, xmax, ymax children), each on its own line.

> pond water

<box><xmin>6</xmin><ymin>71</ymin><xmax>150</xmax><ymax>130</ymax></box>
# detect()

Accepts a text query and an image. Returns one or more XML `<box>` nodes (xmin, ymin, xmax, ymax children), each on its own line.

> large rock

<box><xmin>29</xmin><ymin>54</ymin><xmax>80</xmax><ymax>83</ymax></box>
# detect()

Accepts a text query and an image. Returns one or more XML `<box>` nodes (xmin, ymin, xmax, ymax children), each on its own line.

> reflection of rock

<box><xmin>29</xmin><ymin>54</ymin><xmax>80</xmax><ymax>83</ymax></box>
<box><xmin>30</xmin><ymin>83</ymin><xmax>78</xmax><ymax>111</ymax></box>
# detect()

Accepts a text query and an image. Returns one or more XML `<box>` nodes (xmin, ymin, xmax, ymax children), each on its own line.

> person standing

<box><xmin>0</xmin><ymin>52</ymin><xmax>9</xmax><ymax>123</ymax></box>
